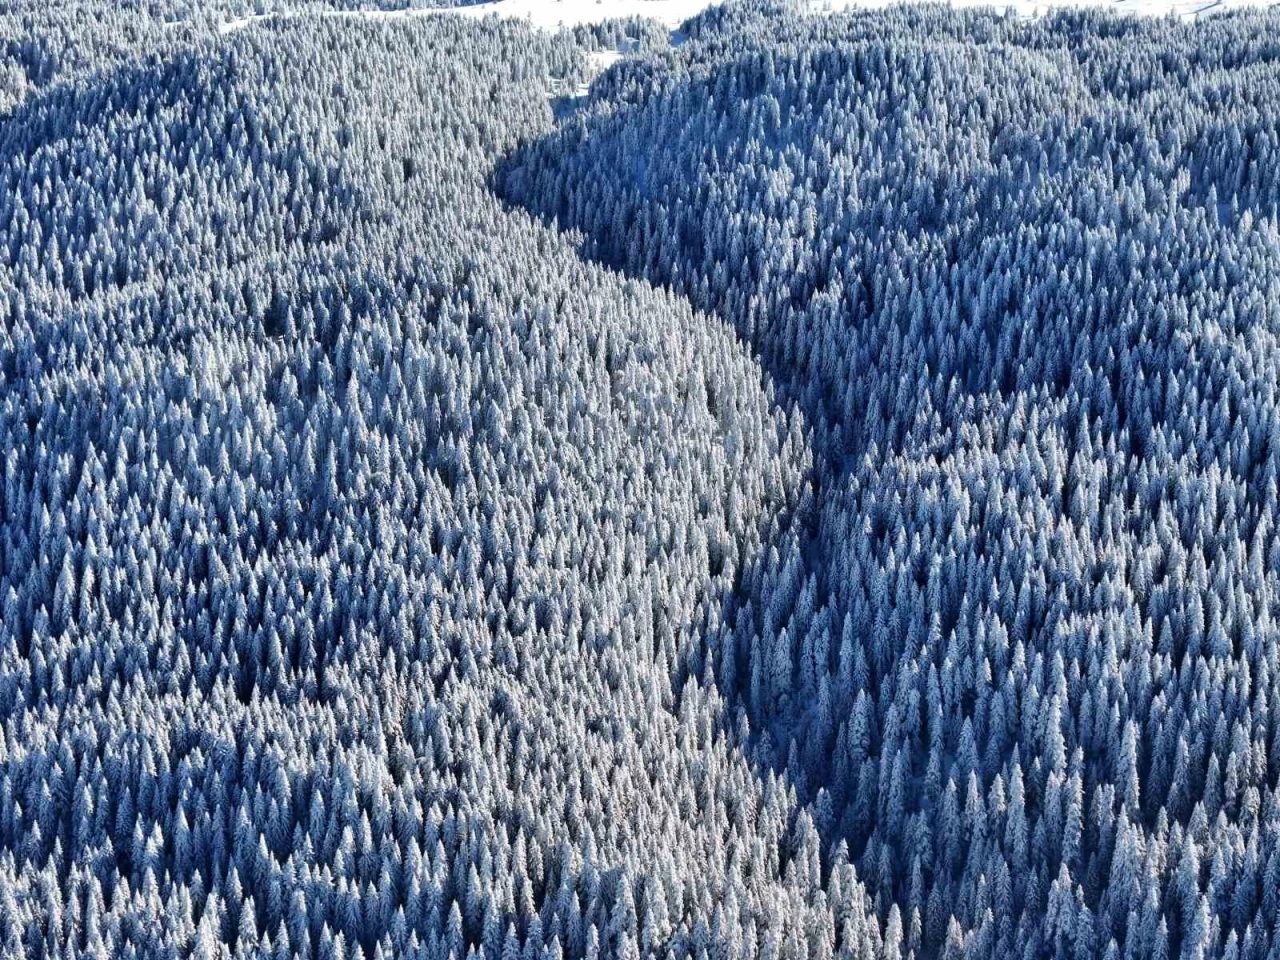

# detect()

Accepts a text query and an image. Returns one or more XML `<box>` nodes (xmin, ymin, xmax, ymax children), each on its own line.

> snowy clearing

<box><xmin>426</xmin><ymin>0</ymin><xmax>1273</xmax><ymax>27</ymax></box>
<box><xmin>430</xmin><ymin>0</ymin><xmax>740</xmax><ymax>29</ymax></box>
<box><xmin>217</xmin><ymin>1</ymin><xmax>732</xmax><ymax>33</ymax></box>
<box><xmin>215</xmin><ymin>0</ymin><xmax>1276</xmax><ymax>36</ymax></box>
<box><xmin>809</xmin><ymin>0</ymin><xmax>1270</xmax><ymax>15</ymax></box>
<box><xmin>219</xmin><ymin>14</ymin><xmax>273</xmax><ymax>32</ymax></box>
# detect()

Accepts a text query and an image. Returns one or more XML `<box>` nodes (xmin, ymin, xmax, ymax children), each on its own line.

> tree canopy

<box><xmin>6</xmin><ymin>1</ymin><xmax>1280</xmax><ymax>957</ymax></box>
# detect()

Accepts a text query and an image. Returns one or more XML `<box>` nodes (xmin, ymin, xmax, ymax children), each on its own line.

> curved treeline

<box><xmin>500</xmin><ymin>4</ymin><xmax>1280</xmax><ymax>958</ymax></box>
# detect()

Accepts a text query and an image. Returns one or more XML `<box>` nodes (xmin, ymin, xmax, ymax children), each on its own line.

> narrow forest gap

<box><xmin>495</xmin><ymin>48</ymin><xmax>860</xmax><ymax>855</ymax></box>
<box><xmin>488</xmin><ymin>86</ymin><xmax>835</xmax><ymax>830</ymax></box>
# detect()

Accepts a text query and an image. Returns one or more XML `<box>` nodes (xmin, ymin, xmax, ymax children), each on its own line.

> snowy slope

<box><xmin>428</xmin><ymin>0</ymin><xmax>1273</xmax><ymax>27</ymax></box>
<box><xmin>217</xmin><ymin>0</ymin><xmax>1275</xmax><ymax>36</ymax></box>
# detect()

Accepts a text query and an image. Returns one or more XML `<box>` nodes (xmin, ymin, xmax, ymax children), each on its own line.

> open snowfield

<box><xmin>435</xmin><ymin>0</ymin><xmax>1272</xmax><ymax>23</ymax></box>
<box><xmin>811</xmin><ymin>0</ymin><xmax>1271</xmax><ymax>17</ymax></box>
<box><xmin>216</xmin><ymin>0</ymin><xmax>1276</xmax><ymax>36</ymax></box>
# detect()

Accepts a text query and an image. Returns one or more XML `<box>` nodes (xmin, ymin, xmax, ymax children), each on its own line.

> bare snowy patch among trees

<box><xmin>4</xmin><ymin>1</ymin><xmax>1280</xmax><ymax>958</ymax></box>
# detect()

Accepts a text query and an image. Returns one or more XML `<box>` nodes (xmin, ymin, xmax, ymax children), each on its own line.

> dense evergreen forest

<box><xmin>4</xmin><ymin>0</ymin><xmax>1280</xmax><ymax>957</ymax></box>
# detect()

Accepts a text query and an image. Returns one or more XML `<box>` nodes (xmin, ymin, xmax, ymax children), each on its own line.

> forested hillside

<box><xmin>0</xmin><ymin>8</ymin><xmax>848</xmax><ymax>959</ymax></box>
<box><xmin>4</xmin><ymin>1</ymin><xmax>1280</xmax><ymax>958</ymax></box>
<box><xmin>502</xmin><ymin>5</ymin><xmax>1280</xmax><ymax>958</ymax></box>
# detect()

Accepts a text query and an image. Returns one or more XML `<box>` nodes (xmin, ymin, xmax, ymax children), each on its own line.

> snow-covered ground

<box><xmin>424</xmin><ymin>0</ymin><xmax>1271</xmax><ymax>26</ymax></box>
<box><xmin>217</xmin><ymin>0</ymin><xmax>737</xmax><ymax>33</ymax></box>
<box><xmin>811</xmin><ymin>0</ymin><xmax>1272</xmax><ymax>17</ymax></box>
<box><xmin>219</xmin><ymin>14</ymin><xmax>272</xmax><ymax>32</ymax></box>
<box><xmin>217</xmin><ymin>0</ymin><xmax>1276</xmax><ymax>38</ymax></box>
<box><xmin>434</xmin><ymin>0</ymin><xmax>736</xmax><ymax>29</ymax></box>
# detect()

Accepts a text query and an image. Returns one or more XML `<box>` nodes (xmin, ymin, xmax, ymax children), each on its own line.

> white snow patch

<box><xmin>216</xmin><ymin>0</ymin><xmax>1278</xmax><ymax>39</ymax></box>
<box><xmin>427</xmin><ymin>0</ymin><xmax>1274</xmax><ymax>26</ymax></box>
<box><xmin>588</xmin><ymin>49</ymin><xmax>623</xmax><ymax>69</ymax></box>
<box><xmin>214</xmin><ymin>0</ymin><xmax>717</xmax><ymax>34</ymax></box>
<box><xmin>549</xmin><ymin>47</ymin><xmax>623</xmax><ymax>97</ymax></box>
<box><xmin>219</xmin><ymin>12</ymin><xmax>274</xmax><ymax>33</ymax></box>
<box><xmin>430</xmin><ymin>0</ymin><xmax>725</xmax><ymax>30</ymax></box>
<box><xmin>815</xmin><ymin>0</ymin><xmax>1269</xmax><ymax>17</ymax></box>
